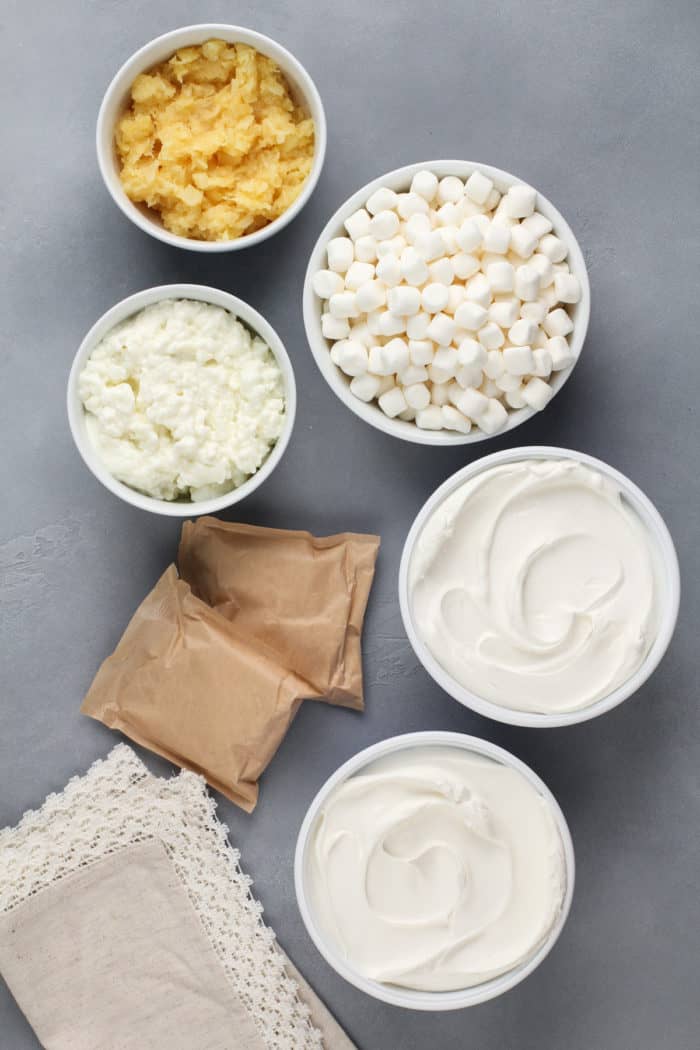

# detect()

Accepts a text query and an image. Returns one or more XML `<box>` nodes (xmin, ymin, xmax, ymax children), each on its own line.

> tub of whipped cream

<box><xmin>400</xmin><ymin>447</ymin><xmax>679</xmax><ymax>727</ymax></box>
<box><xmin>295</xmin><ymin>732</ymin><xmax>574</xmax><ymax>1009</ymax></box>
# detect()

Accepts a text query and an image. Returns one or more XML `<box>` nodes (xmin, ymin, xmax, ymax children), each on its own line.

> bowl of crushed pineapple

<box><xmin>97</xmin><ymin>24</ymin><xmax>326</xmax><ymax>251</ymax></box>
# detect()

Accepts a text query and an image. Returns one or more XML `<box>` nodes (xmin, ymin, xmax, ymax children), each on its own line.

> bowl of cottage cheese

<box><xmin>295</xmin><ymin>731</ymin><xmax>574</xmax><ymax>1009</ymax></box>
<box><xmin>68</xmin><ymin>285</ymin><xmax>296</xmax><ymax>515</ymax></box>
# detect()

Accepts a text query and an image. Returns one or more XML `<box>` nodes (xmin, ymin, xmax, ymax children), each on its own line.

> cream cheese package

<box><xmin>307</xmin><ymin>746</ymin><xmax>566</xmax><ymax>991</ymax></box>
<box><xmin>408</xmin><ymin>458</ymin><xmax>659</xmax><ymax>714</ymax></box>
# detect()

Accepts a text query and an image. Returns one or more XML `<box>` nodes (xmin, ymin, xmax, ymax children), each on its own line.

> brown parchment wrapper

<box><xmin>81</xmin><ymin>523</ymin><xmax>379</xmax><ymax>811</ymax></box>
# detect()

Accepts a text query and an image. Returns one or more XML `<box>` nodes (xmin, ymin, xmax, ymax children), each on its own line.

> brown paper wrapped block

<box><xmin>179</xmin><ymin>518</ymin><xmax>380</xmax><ymax>708</ymax></box>
<box><xmin>82</xmin><ymin>523</ymin><xmax>379</xmax><ymax>810</ymax></box>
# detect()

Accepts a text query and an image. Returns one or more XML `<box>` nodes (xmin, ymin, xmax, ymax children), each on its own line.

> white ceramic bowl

<box><xmin>295</xmin><ymin>731</ymin><xmax>575</xmax><ymax>1010</ymax></box>
<box><xmin>303</xmin><ymin>161</ymin><xmax>590</xmax><ymax>445</ymax></box>
<box><xmin>97</xmin><ymin>24</ymin><xmax>327</xmax><ymax>251</ymax></box>
<box><xmin>399</xmin><ymin>446</ymin><xmax>680</xmax><ymax>727</ymax></box>
<box><xmin>67</xmin><ymin>284</ymin><xmax>297</xmax><ymax>516</ymax></box>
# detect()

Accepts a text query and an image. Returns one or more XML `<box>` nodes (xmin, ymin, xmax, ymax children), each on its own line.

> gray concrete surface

<box><xmin>1</xmin><ymin>1</ymin><xmax>699</xmax><ymax>1047</ymax></box>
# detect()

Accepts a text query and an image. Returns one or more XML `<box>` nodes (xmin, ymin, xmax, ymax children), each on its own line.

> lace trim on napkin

<box><xmin>0</xmin><ymin>745</ymin><xmax>323</xmax><ymax>1050</ymax></box>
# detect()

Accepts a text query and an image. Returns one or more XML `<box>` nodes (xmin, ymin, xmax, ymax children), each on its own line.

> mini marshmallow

<box><xmin>486</xmin><ymin>187</ymin><xmax>501</xmax><ymax>210</ymax></box>
<box><xmin>514</xmin><ymin>264</ymin><xmax>540</xmax><ymax>301</ymax></box>
<box><xmin>480</xmin><ymin>378</ymin><xmax>501</xmax><ymax>398</ymax></box>
<box><xmin>429</xmin><ymin>257</ymin><xmax>454</xmax><ymax>285</ymax></box>
<box><xmin>482</xmin><ymin>222</ymin><xmax>511</xmax><ymax>254</ymax></box>
<box><xmin>366</xmin><ymin>187</ymin><xmax>399</xmax><ymax>215</ymax></box>
<box><xmin>378</xmin><ymin>309</ymin><xmax>406</xmax><ymax>336</ymax></box>
<box><xmin>313</xmin><ymin>269</ymin><xmax>344</xmax><ymax>299</ymax></box>
<box><xmin>521</xmin><ymin>212</ymin><xmax>552</xmax><ymax>239</ymax></box>
<box><xmin>510</xmin><ymin>224</ymin><xmax>539</xmax><ymax>259</ymax></box>
<box><xmin>454</xmin><ymin>300</ymin><xmax>488</xmax><ymax>330</ymax></box>
<box><xmin>375</xmin><ymin>254</ymin><xmax>402</xmax><ymax>287</ymax></box>
<box><xmin>433</xmin><ymin>346</ymin><xmax>458</xmax><ymax>371</ymax></box>
<box><xmin>441</xmin><ymin>405</ymin><xmax>471</xmax><ymax>433</ymax></box>
<box><xmin>520</xmin><ymin>300</ymin><xmax>547</xmax><ymax>325</ymax></box>
<box><xmin>368</xmin><ymin>345</ymin><xmax>393</xmax><ymax>376</ymax></box>
<box><xmin>439</xmin><ymin>225</ymin><xmax>459</xmax><ymax>255</ymax></box>
<box><xmin>533</xmin><ymin>327</ymin><xmax>549</xmax><ymax>349</ymax></box>
<box><xmin>378</xmin><ymin>386</ymin><xmax>408</xmax><ymax>418</ymax></box>
<box><xmin>428</xmin><ymin>362</ymin><xmax>457</xmax><ymax>384</ymax></box>
<box><xmin>522</xmin><ymin>376</ymin><xmax>554</xmax><ymax>411</ymax></box>
<box><xmin>383</xmin><ymin>337</ymin><xmax>410</xmax><ymax>373</ymax></box>
<box><xmin>397</xmin><ymin>192</ymin><xmax>430</xmax><ymax>219</ymax></box>
<box><xmin>344</xmin><ymin>261</ymin><xmax>375</xmax><ymax>290</ymax></box>
<box><xmin>400</xmin><ymin>247</ymin><xmax>430</xmax><ymax>286</ymax></box>
<box><xmin>415</xmin><ymin>405</ymin><xmax>444</xmax><ymax>430</ymax></box>
<box><xmin>333</xmin><ymin>339</ymin><xmax>369</xmax><ymax>376</ymax></box>
<box><xmin>455</xmin><ymin>365</ymin><xmax>483</xmax><ymax>389</ymax></box>
<box><xmin>529</xmin><ymin>252</ymin><xmax>554</xmax><ymax>287</ymax></box>
<box><xmin>452</xmin><ymin>253</ymin><xmax>480</xmax><ymax>280</ymax></box>
<box><xmin>410</xmin><ymin>170</ymin><xmax>439</xmax><ymax>202</ymax></box>
<box><xmin>554</xmin><ymin>273</ymin><xmax>581</xmax><ymax>304</ymax></box>
<box><xmin>457</xmin><ymin>338</ymin><xmax>487</xmax><ymax>368</ymax></box>
<box><xmin>421</xmin><ymin>282</ymin><xmax>450</xmax><ymax>314</ymax></box>
<box><xmin>473</xmin><ymin>213</ymin><xmax>492</xmax><ymax>236</ymax></box>
<box><xmin>354</xmin><ymin>235</ymin><xmax>379</xmax><ymax>263</ymax></box>
<box><xmin>321</xmin><ymin>314</ymin><xmax>350</xmax><ymax>340</ymax></box>
<box><xmin>366</xmin><ymin>310</ymin><xmax>384</xmax><ymax>335</ymax></box>
<box><xmin>486</xmin><ymin>260</ymin><xmax>515</xmax><ymax>293</ymax></box>
<box><xmin>344</xmin><ymin>208</ymin><xmax>372</xmax><ymax>241</ymax></box>
<box><xmin>552</xmin><ymin>261</ymin><xmax>571</xmax><ymax>275</ymax></box>
<box><xmin>484</xmin><ymin>348</ymin><xmax>505</xmax><ymax>379</ymax></box>
<box><xmin>376</xmin><ymin>235</ymin><xmax>406</xmax><ymax>259</ymax></box>
<box><xmin>453</xmin><ymin>386</ymin><xmax>489</xmax><ymax>418</ymax></box>
<box><xmin>349</xmin><ymin>373</ymin><xmax>381</xmax><ymax>402</ymax></box>
<box><xmin>388</xmin><ymin>285</ymin><xmax>422</xmax><ymax>316</ymax></box>
<box><xmin>415</xmin><ymin>230</ymin><xmax>447</xmax><ymax>261</ymax></box>
<box><xmin>437</xmin><ymin>175</ymin><xmax>465</xmax><ymax>204</ymax></box>
<box><xmin>327</xmin><ymin>237</ymin><xmax>354</xmax><ymax>273</ymax></box>
<box><xmin>329</xmin><ymin>291</ymin><xmax>360</xmax><ymax>319</ymax></box>
<box><xmin>508</xmin><ymin>317</ymin><xmax>538</xmax><ymax>345</ymax></box>
<box><xmin>406</xmin><ymin>311</ymin><xmax>431</xmax><ymax>339</ymax></box>
<box><xmin>539</xmin><ymin>234</ymin><xmax>568</xmax><ymax>262</ymax></box>
<box><xmin>505</xmin><ymin>386</ymin><xmax>527</xmax><ymax>409</ymax></box>
<box><xmin>503</xmin><ymin>345</ymin><xmax>535</xmax><ymax>375</ymax></box>
<box><xmin>426</xmin><ymin>312</ymin><xmax>456</xmax><ymax>346</ymax></box>
<box><xmin>431</xmin><ymin>382</ymin><xmax>451</xmax><ymax>406</ymax></box>
<box><xmin>492</xmin><ymin>200</ymin><xmax>518</xmax><ymax>228</ymax></box>
<box><xmin>532</xmin><ymin>348</ymin><xmax>553</xmax><ymax>378</ymax></box>
<box><xmin>478</xmin><ymin>321</ymin><xmax>505</xmax><ymax>350</ymax></box>
<box><xmin>375</xmin><ymin>374</ymin><xmax>395</xmax><ymax>396</ymax></box>
<box><xmin>370</xmin><ymin>209</ymin><xmax>401</xmax><ymax>240</ymax></box>
<box><xmin>465</xmin><ymin>273</ymin><xmax>492</xmax><ymax>307</ymax></box>
<box><xmin>435</xmin><ymin>202</ymin><xmax>462</xmax><ymax>227</ymax></box>
<box><xmin>465</xmin><ymin>170</ymin><xmax>493</xmax><ymax>205</ymax></box>
<box><xmin>543</xmin><ymin>308</ymin><xmax>574</xmax><ymax>337</ymax></box>
<box><xmin>547</xmin><ymin>336</ymin><xmax>576</xmax><ymax>370</ymax></box>
<box><xmin>496</xmin><ymin>370</ymin><xmax>522</xmax><ymax>392</ymax></box>
<box><xmin>404</xmin><ymin>383</ymin><xmax>432</xmax><ymax>411</ymax></box>
<box><xmin>399</xmin><ymin>364</ymin><xmax>430</xmax><ymax>386</ymax></box>
<box><xmin>355</xmin><ymin>280</ymin><xmax>387</xmax><ymax>313</ymax></box>
<box><xmin>488</xmin><ymin>298</ymin><xmax>519</xmax><ymax>328</ymax></box>
<box><xmin>399</xmin><ymin>408</ymin><xmax>416</xmax><ymax>421</ymax></box>
<box><xmin>478</xmin><ymin>397</ymin><xmax>508</xmax><ymax>435</ymax></box>
<box><xmin>409</xmin><ymin>339</ymin><xmax>435</xmax><ymax>365</ymax></box>
<box><xmin>405</xmin><ymin>213</ymin><xmax>433</xmax><ymax>243</ymax></box>
<box><xmin>445</xmin><ymin>285</ymin><xmax>467</xmax><ymax>314</ymax></box>
<box><xmin>504</xmin><ymin>184</ymin><xmax>536</xmax><ymax>218</ymax></box>
<box><xmin>539</xmin><ymin>284</ymin><xmax>559</xmax><ymax>309</ymax></box>
<box><xmin>348</xmin><ymin>321</ymin><xmax>375</xmax><ymax>346</ymax></box>
<box><xmin>456</xmin><ymin>218</ymin><xmax>483</xmax><ymax>253</ymax></box>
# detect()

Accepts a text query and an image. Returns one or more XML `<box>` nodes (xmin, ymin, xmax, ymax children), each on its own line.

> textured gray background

<box><xmin>1</xmin><ymin>1</ymin><xmax>698</xmax><ymax>1047</ymax></box>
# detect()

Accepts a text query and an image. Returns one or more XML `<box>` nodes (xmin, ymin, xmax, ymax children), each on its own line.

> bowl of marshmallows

<box><xmin>304</xmin><ymin>161</ymin><xmax>590</xmax><ymax>444</ymax></box>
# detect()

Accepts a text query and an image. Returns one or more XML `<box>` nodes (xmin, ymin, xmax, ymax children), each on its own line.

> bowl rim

<box><xmin>303</xmin><ymin>159</ymin><xmax>591</xmax><ymax>445</ymax></box>
<box><xmin>66</xmin><ymin>283</ymin><xmax>297</xmax><ymax>516</ymax></box>
<box><xmin>96</xmin><ymin>23</ymin><xmax>327</xmax><ymax>252</ymax></box>
<box><xmin>398</xmin><ymin>445</ymin><xmax>681</xmax><ymax>726</ymax></box>
<box><xmin>294</xmin><ymin>730</ymin><xmax>575</xmax><ymax>1010</ymax></box>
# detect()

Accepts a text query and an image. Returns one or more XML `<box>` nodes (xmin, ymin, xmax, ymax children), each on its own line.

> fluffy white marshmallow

<box><xmin>355</xmin><ymin>280</ymin><xmax>386</xmax><ymax>312</ymax></box>
<box><xmin>378</xmin><ymin>310</ymin><xmax>406</xmax><ymax>336</ymax></box>
<box><xmin>370</xmin><ymin>209</ymin><xmax>401</xmax><ymax>240</ymax></box>
<box><xmin>426</xmin><ymin>313</ymin><xmax>456</xmax><ymax>346</ymax></box>
<box><xmin>344</xmin><ymin>261</ymin><xmax>375</xmax><ymax>290</ymax></box>
<box><xmin>482</xmin><ymin>222</ymin><xmax>511</xmax><ymax>254</ymax></box>
<box><xmin>456</xmin><ymin>218</ymin><xmax>483</xmax><ymax>253</ymax></box>
<box><xmin>327</xmin><ymin>237</ymin><xmax>354</xmax><ymax>273</ymax></box>
<box><xmin>411</xmin><ymin>170</ymin><xmax>439</xmax><ymax>201</ymax></box>
<box><xmin>437</xmin><ymin>176</ymin><xmax>465</xmax><ymax>204</ymax></box>
<box><xmin>344</xmin><ymin>208</ymin><xmax>372</xmax><ymax>241</ymax></box>
<box><xmin>452</xmin><ymin>386</ymin><xmax>489</xmax><ymax>419</ymax></box>
<box><xmin>465</xmin><ymin>170</ymin><xmax>493</xmax><ymax>205</ymax></box>
<box><xmin>510</xmin><ymin>224</ymin><xmax>539</xmax><ymax>259</ymax></box>
<box><xmin>514</xmin><ymin>264</ymin><xmax>540</xmax><ymax>301</ymax></box>
<box><xmin>321</xmin><ymin>314</ymin><xmax>350</xmax><ymax>340</ymax></box>
<box><xmin>539</xmin><ymin>234</ymin><xmax>567</xmax><ymax>262</ymax></box>
<box><xmin>388</xmin><ymin>286</ymin><xmax>422</xmax><ymax>316</ymax></box>
<box><xmin>409</xmin><ymin>339</ymin><xmax>434</xmax><ymax>365</ymax></box>
<box><xmin>375</xmin><ymin>254</ymin><xmax>402</xmax><ymax>287</ymax></box>
<box><xmin>454</xmin><ymin>300</ymin><xmax>488</xmax><ymax>330</ymax></box>
<box><xmin>429</xmin><ymin>257</ymin><xmax>454</xmax><ymax>285</ymax></box>
<box><xmin>422</xmin><ymin>282</ymin><xmax>450</xmax><ymax>314</ymax></box>
<box><xmin>554</xmin><ymin>273</ymin><xmax>581</xmax><ymax>303</ymax></box>
<box><xmin>354</xmin><ymin>235</ymin><xmax>378</xmax><ymax>262</ymax></box>
<box><xmin>478</xmin><ymin>397</ymin><xmax>508</xmax><ymax>434</ymax></box>
<box><xmin>383</xmin><ymin>337</ymin><xmax>410</xmax><ymax>372</ymax></box>
<box><xmin>397</xmin><ymin>192</ymin><xmax>430</xmax><ymax>219</ymax></box>
<box><xmin>505</xmin><ymin>185</ymin><xmax>536</xmax><ymax>218</ymax></box>
<box><xmin>543</xmin><ymin>308</ymin><xmax>574</xmax><ymax>337</ymax></box>
<box><xmin>488</xmin><ymin>298</ymin><xmax>519</xmax><ymax>328</ymax></box>
<box><xmin>441</xmin><ymin>405</ymin><xmax>471</xmax><ymax>433</ymax></box>
<box><xmin>508</xmin><ymin>317</ymin><xmax>538</xmax><ymax>346</ymax></box>
<box><xmin>400</xmin><ymin>247</ymin><xmax>430</xmax><ymax>286</ymax></box>
<box><xmin>486</xmin><ymin>261</ymin><xmax>515</xmax><ymax>292</ymax></box>
<box><xmin>503</xmin><ymin>345</ymin><xmax>535</xmax><ymax>375</ymax></box>
<box><xmin>404</xmin><ymin>382</ymin><xmax>432</xmax><ymax>410</ymax></box>
<box><xmin>522</xmin><ymin>376</ymin><xmax>554</xmax><ymax>410</ymax></box>
<box><xmin>415</xmin><ymin>405</ymin><xmax>444</xmax><ymax>430</ymax></box>
<box><xmin>547</xmin><ymin>336</ymin><xmax>576</xmax><ymax>370</ymax></box>
<box><xmin>350</xmin><ymin>373</ymin><xmax>381</xmax><ymax>402</ymax></box>
<box><xmin>378</xmin><ymin>386</ymin><xmax>408</xmax><ymax>417</ymax></box>
<box><xmin>415</xmin><ymin>230</ymin><xmax>447</xmax><ymax>261</ymax></box>
<box><xmin>532</xmin><ymin>348</ymin><xmax>553</xmax><ymax>378</ymax></box>
<box><xmin>465</xmin><ymin>274</ymin><xmax>492</xmax><ymax>307</ymax></box>
<box><xmin>329</xmin><ymin>291</ymin><xmax>359</xmax><ymax>319</ymax></box>
<box><xmin>333</xmin><ymin>339</ymin><xmax>369</xmax><ymax>376</ymax></box>
<box><xmin>313</xmin><ymin>270</ymin><xmax>344</xmax><ymax>298</ymax></box>
<box><xmin>366</xmin><ymin>187</ymin><xmax>399</xmax><ymax>215</ymax></box>
<box><xmin>452</xmin><ymin>253</ymin><xmax>480</xmax><ymax>280</ymax></box>
<box><xmin>478</xmin><ymin>322</ymin><xmax>505</xmax><ymax>350</ymax></box>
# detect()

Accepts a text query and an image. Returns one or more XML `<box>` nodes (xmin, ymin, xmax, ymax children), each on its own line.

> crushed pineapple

<box><xmin>115</xmin><ymin>40</ymin><xmax>315</xmax><ymax>241</ymax></box>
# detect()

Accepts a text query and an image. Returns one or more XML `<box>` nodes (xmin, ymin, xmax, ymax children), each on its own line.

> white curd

<box><xmin>308</xmin><ymin>746</ymin><xmax>566</xmax><ymax>991</ymax></box>
<box><xmin>409</xmin><ymin>459</ymin><xmax>658</xmax><ymax>713</ymax></box>
<box><xmin>79</xmin><ymin>299</ymin><xmax>285</xmax><ymax>501</ymax></box>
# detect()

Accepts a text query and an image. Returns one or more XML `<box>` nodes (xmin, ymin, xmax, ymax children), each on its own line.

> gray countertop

<box><xmin>2</xmin><ymin>1</ymin><xmax>698</xmax><ymax>1047</ymax></box>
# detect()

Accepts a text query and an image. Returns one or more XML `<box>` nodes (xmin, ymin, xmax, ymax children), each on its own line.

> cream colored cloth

<box><xmin>0</xmin><ymin>745</ymin><xmax>358</xmax><ymax>1050</ymax></box>
<box><xmin>0</xmin><ymin>840</ymin><xmax>265</xmax><ymax>1050</ymax></box>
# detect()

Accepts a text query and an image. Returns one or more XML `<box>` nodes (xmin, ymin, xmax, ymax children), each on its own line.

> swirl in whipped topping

<box><xmin>309</xmin><ymin>747</ymin><xmax>565</xmax><ymax>991</ymax></box>
<box><xmin>409</xmin><ymin>459</ymin><xmax>658</xmax><ymax>714</ymax></box>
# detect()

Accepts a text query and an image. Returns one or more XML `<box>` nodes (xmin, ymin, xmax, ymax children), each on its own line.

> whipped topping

<box><xmin>308</xmin><ymin>746</ymin><xmax>566</xmax><ymax>991</ymax></box>
<box><xmin>409</xmin><ymin>459</ymin><xmax>658</xmax><ymax>714</ymax></box>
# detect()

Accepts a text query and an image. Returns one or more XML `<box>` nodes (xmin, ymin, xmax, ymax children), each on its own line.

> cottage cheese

<box><xmin>79</xmin><ymin>299</ymin><xmax>286</xmax><ymax>501</ymax></box>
